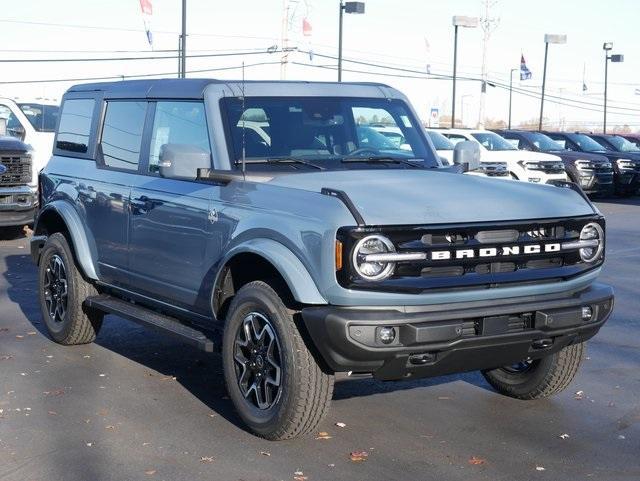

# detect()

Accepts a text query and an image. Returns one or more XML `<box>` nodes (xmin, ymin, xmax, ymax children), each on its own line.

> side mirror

<box><xmin>453</xmin><ymin>140</ymin><xmax>481</xmax><ymax>172</ymax></box>
<box><xmin>8</xmin><ymin>124</ymin><xmax>26</xmax><ymax>141</ymax></box>
<box><xmin>159</xmin><ymin>144</ymin><xmax>211</xmax><ymax>181</ymax></box>
<box><xmin>0</xmin><ymin>118</ymin><xmax>6</xmax><ymax>136</ymax></box>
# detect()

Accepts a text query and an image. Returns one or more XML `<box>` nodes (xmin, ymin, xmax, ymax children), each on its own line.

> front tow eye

<box><xmin>409</xmin><ymin>353</ymin><xmax>436</xmax><ymax>365</ymax></box>
<box><xmin>532</xmin><ymin>338</ymin><xmax>553</xmax><ymax>350</ymax></box>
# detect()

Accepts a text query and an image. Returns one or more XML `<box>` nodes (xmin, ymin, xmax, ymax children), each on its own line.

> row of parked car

<box><xmin>368</xmin><ymin>124</ymin><xmax>640</xmax><ymax>196</ymax></box>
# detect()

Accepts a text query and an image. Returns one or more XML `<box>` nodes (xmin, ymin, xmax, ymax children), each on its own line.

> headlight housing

<box><xmin>578</xmin><ymin>222</ymin><xmax>604</xmax><ymax>263</ymax></box>
<box><xmin>617</xmin><ymin>159</ymin><xmax>635</xmax><ymax>170</ymax></box>
<box><xmin>352</xmin><ymin>235</ymin><xmax>396</xmax><ymax>281</ymax></box>
<box><xmin>576</xmin><ymin>159</ymin><xmax>595</xmax><ymax>170</ymax></box>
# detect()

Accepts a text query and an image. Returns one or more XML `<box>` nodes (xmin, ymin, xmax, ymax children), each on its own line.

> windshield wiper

<box><xmin>238</xmin><ymin>156</ymin><xmax>325</xmax><ymax>170</ymax></box>
<box><xmin>341</xmin><ymin>156</ymin><xmax>425</xmax><ymax>169</ymax></box>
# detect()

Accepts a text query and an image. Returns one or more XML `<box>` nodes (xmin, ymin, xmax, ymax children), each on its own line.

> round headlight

<box><xmin>579</xmin><ymin>222</ymin><xmax>604</xmax><ymax>263</ymax></box>
<box><xmin>352</xmin><ymin>235</ymin><xmax>395</xmax><ymax>281</ymax></box>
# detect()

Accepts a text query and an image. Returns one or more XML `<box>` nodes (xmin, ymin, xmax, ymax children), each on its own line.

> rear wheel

<box><xmin>222</xmin><ymin>281</ymin><xmax>334</xmax><ymax>440</ymax></box>
<box><xmin>481</xmin><ymin>342</ymin><xmax>585</xmax><ymax>400</ymax></box>
<box><xmin>38</xmin><ymin>233</ymin><xmax>103</xmax><ymax>345</ymax></box>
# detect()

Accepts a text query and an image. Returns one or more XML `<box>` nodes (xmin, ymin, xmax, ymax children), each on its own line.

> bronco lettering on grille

<box><xmin>429</xmin><ymin>243</ymin><xmax>561</xmax><ymax>261</ymax></box>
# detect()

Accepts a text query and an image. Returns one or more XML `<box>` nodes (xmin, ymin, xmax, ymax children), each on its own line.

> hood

<box><xmin>482</xmin><ymin>150</ymin><xmax>561</xmax><ymax>162</ymax></box>
<box><xmin>266</xmin><ymin>169</ymin><xmax>595</xmax><ymax>226</ymax></box>
<box><xmin>541</xmin><ymin>150</ymin><xmax>610</xmax><ymax>163</ymax></box>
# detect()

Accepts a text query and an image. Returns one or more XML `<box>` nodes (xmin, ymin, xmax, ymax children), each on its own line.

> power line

<box><xmin>0</xmin><ymin>61</ymin><xmax>282</xmax><ymax>85</ymax></box>
<box><xmin>0</xmin><ymin>49</ymin><xmax>287</xmax><ymax>63</ymax></box>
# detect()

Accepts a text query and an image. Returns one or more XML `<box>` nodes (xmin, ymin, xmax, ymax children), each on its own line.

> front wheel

<box><xmin>481</xmin><ymin>342</ymin><xmax>585</xmax><ymax>400</ymax></box>
<box><xmin>222</xmin><ymin>281</ymin><xmax>334</xmax><ymax>440</ymax></box>
<box><xmin>38</xmin><ymin>232</ymin><xmax>103</xmax><ymax>345</ymax></box>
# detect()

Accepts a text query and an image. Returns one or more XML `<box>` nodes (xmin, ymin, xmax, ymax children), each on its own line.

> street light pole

<box><xmin>180</xmin><ymin>0</ymin><xmax>187</xmax><ymax>78</ymax></box>
<box><xmin>451</xmin><ymin>24</ymin><xmax>458</xmax><ymax>128</ymax></box>
<box><xmin>451</xmin><ymin>16</ymin><xmax>478</xmax><ymax>128</ymax></box>
<box><xmin>508</xmin><ymin>68</ymin><xmax>517</xmax><ymax>129</ymax></box>
<box><xmin>538</xmin><ymin>34</ymin><xmax>566</xmax><ymax>131</ymax></box>
<box><xmin>338</xmin><ymin>1</ymin><xmax>344</xmax><ymax>82</ymax></box>
<box><xmin>602</xmin><ymin>42</ymin><xmax>624</xmax><ymax>134</ymax></box>
<box><xmin>337</xmin><ymin>2</ymin><xmax>365</xmax><ymax>82</ymax></box>
<box><xmin>538</xmin><ymin>42</ymin><xmax>549</xmax><ymax>131</ymax></box>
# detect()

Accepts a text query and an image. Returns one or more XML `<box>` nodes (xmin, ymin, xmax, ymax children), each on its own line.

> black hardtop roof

<box><xmin>67</xmin><ymin>78</ymin><xmax>393</xmax><ymax>100</ymax></box>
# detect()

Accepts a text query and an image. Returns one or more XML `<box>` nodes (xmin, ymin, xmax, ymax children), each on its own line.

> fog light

<box><xmin>378</xmin><ymin>327</ymin><xmax>396</xmax><ymax>344</ymax></box>
<box><xmin>581</xmin><ymin>306</ymin><xmax>593</xmax><ymax>322</ymax></box>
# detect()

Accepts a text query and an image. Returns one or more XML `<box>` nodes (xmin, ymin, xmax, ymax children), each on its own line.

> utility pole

<box><xmin>280</xmin><ymin>0</ymin><xmax>290</xmax><ymax>80</ymax></box>
<box><xmin>478</xmin><ymin>0</ymin><xmax>499</xmax><ymax>129</ymax></box>
<box><xmin>180</xmin><ymin>0</ymin><xmax>186</xmax><ymax>78</ymax></box>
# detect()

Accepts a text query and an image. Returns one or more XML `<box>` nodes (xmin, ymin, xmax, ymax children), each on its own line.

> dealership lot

<box><xmin>0</xmin><ymin>199</ymin><xmax>638</xmax><ymax>481</ymax></box>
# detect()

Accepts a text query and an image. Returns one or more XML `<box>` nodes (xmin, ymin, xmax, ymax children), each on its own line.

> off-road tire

<box><xmin>38</xmin><ymin>232</ymin><xmax>103</xmax><ymax>345</ymax></box>
<box><xmin>482</xmin><ymin>342</ymin><xmax>585</xmax><ymax>400</ymax></box>
<box><xmin>222</xmin><ymin>281</ymin><xmax>334</xmax><ymax>440</ymax></box>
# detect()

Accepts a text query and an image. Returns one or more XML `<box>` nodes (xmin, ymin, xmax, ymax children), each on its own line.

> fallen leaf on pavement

<box><xmin>468</xmin><ymin>456</ymin><xmax>487</xmax><ymax>465</ymax></box>
<box><xmin>0</xmin><ymin>355</ymin><xmax>13</xmax><ymax>361</ymax></box>
<box><xmin>144</xmin><ymin>470</ymin><xmax>156</xmax><ymax>476</ymax></box>
<box><xmin>48</xmin><ymin>411</ymin><xmax>58</xmax><ymax>416</ymax></box>
<box><xmin>335</xmin><ymin>422</ymin><xmax>346</xmax><ymax>428</ymax></box>
<box><xmin>15</xmin><ymin>335</ymin><xmax>24</xmax><ymax>339</ymax></box>
<box><xmin>574</xmin><ymin>390</ymin><xmax>584</xmax><ymax>400</ymax></box>
<box><xmin>536</xmin><ymin>466</ymin><xmax>546</xmax><ymax>471</ymax></box>
<box><xmin>86</xmin><ymin>442</ymin><xmax>93</xmax><ymax>447</ymax></box>
<box><xmin>27</xmin><ymin>331</ymin><xmax>37</xmax><ymax>336</ymax></box>
<box><xmin>260</xmin><ymin>451</ymin><xmax>271</xmax><ymax>456</ymax></box>
<box><xmin>350</xmin><ymin>451</ymin><xmax>368</xmax><ymax>462</ymax></box>
<box><xmin>293</xmin><ymin>471</ymin><xmax>307</xmax><ymax>481</ymax></box>
<box><xmin>105</xmin><ymin>425</ymin><xmax>116</xmax><ymax>430</ymax></box>
<box><xmin>438</xmin><ymin>396</ymin><xmax>451</xmax><ymax>400</ymax></box>
<box><xmin>44</xmin><ymin>389</ymin><xmax>65</xmax><ymax>397</ymax></box>
<box><xmin>200</xmin><ymin>456</ymin><xmax>214</xmax><ymax>463</ymax></box>
<box><xmin>559</xmin><ymin>433</ymin><xmax>570</xmax><ymax>439</ymax></box>
<box><xmin>315</xmin><ymin>432</ymin><xmax>332</xmax><ymax>440</ymax></box>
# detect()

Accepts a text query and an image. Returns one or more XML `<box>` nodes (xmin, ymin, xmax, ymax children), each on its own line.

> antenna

<box><xmin>241</xmin><ymin>61</ymin><xmax>246</xmax><ymax>174</ymax></box>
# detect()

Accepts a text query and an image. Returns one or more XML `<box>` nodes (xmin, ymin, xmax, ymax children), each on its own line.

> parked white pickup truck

<box><xmin>440</xmin><ymin>128</ymin><xmax>567</xmax><ymax>184</ymax></box>
<box><xmin>0</xmin><ymin>97</ymin><xmax>59</xmax><ymax>226</ymax></box>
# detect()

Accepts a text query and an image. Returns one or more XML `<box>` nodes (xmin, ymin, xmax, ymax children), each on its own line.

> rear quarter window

<box><xmin>55</xmin><ymin>99</ymin><xmax>96</xmax><ymax>154</ymax></box>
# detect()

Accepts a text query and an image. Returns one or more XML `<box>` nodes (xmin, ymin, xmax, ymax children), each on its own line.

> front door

<box><xmin>128</xmin><ymin>101</ymin><xmax>214</xmax><ymax>313</ymax></box>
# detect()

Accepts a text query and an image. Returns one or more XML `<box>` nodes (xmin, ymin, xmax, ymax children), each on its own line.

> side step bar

<box><xmin>85</xmin><ymin>295</ymin><xmax>214</xmax><ymax>352</ymax></box>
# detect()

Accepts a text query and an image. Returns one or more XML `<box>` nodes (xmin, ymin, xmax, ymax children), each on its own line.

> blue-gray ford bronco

<box><xmin>30</xmin><ymin>79</ymin><xmax>614</xmax><ymax>440</ymax></box>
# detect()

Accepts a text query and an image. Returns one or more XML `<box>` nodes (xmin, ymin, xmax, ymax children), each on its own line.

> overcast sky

<box><xmin>1</xmin><ymin>0</ymin><xmax>639</xmax><ymax>130</ymax></box>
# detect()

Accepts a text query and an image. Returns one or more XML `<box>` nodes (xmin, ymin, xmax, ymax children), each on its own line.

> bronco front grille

<box><xmin>0</xmin><ymin>152</ymin><xmax>32</xmax><ymax>186</ymax></box>
<box><xmin>337</xmin><ymin>216</ymin><xmax>604</xmax><ymax>293</ymax></box>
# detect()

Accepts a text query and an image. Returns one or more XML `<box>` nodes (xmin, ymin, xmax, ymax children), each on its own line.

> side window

<box><xmin>149</xmin><ymin>101</ymin><xmax>210</xmax><ymax>173</ymax></box>
<box><xmin>518</xmin><ymin>139</ymin><xmax>532</xmax><ymax>150</ymax></box>
<box><xmin>0</xmin><ymin>105</ymin><xmax>25</xmax><ymax>140</ymax></box>
<box><xmin>56</xmin><ymin>99</ymin><xmax>96</xmax><ymax>154</ymax></box>
<box><xmin>100</xmin><ymin>101</ymin><xmax>147</xmax><ymax>171</ymax></box>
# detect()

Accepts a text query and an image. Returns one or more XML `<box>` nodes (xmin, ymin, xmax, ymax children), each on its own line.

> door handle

<box><xmin>131</xmin><ymin>195</ymin><xmax>154</xmax><ymax>215</ymax></box>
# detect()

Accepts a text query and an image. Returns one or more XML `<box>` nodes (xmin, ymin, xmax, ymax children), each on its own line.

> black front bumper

<box><xmin>302</xmin><ymin>283</ymin><xmax>614</xmax><ymax>381</ymax></box>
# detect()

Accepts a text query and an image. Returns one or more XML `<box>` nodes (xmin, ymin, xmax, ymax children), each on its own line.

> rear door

<box><xmin>128</xmin><ymin>100</ymin><xmax>214</xmax><ymax>313</ymax></box>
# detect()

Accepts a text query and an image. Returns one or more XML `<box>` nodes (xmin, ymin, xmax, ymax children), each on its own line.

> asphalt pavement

<box><xmin>0</xmin><ymin>200</ymin><xmax>638</xmax><ymax>481</ymax></box>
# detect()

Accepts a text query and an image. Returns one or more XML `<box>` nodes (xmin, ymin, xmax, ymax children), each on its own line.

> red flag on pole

<box><xmin>302</xmin><ymin>18</ymin><xmax>312</xmax><ymax>37</ymax></box>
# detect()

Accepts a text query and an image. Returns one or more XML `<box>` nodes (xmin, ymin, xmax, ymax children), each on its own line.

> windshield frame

<box><xmin>219</xmin><ymin>96</ymin><xmax>439</xmax><ymax>172</ymax></box>
<box><xmin>17</xmin><ymin>103</ymin><xmax>59</xmax><ymax>133</ymax></box>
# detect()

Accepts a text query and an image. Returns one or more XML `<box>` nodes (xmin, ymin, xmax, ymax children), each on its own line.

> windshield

<box><xmin>426</xmin><ymin>130</ymin><xmax>454</xmax><ymax>150</ymax></box>
<box><xmin>571</xmin><ymin>134</ymin><xmax>608</xmax><ymax>152</ymax></box>
<box><xmin>221</xmin><ymin>97</ymin><xmax>438</xmax><ymax>170</ymax></box>
<box><xmin>603</xmin><ymin>135</ymin><xmax>640</xmax><ymax>152</ymax></box>
<box><xmin>523</xmin><ymin>132</ymin><xmax>564</xmax><ymax>151</ymax></box>
<box><xmin>18</xmin><ymin>103</ymin><xmax>59</xmax><ymax>132</ymax></box>
<box><xmin>471</xmin><ymin>132</ymin><xmax>517</xmax><ymax>151</ymax></box>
